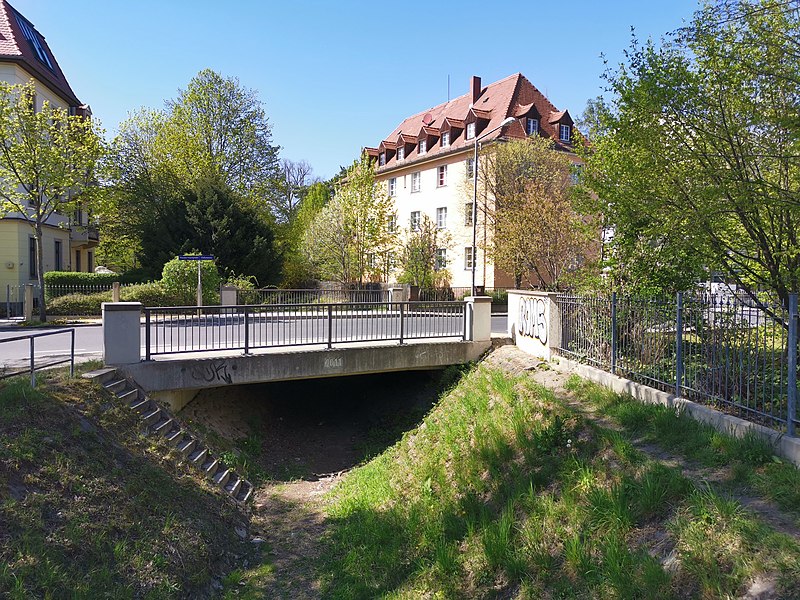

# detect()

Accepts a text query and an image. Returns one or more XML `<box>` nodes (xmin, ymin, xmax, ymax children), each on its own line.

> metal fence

<box><xmin>239</xmin><ymin>288</ymin><xmax>390</xmax><ymax>305</ymax></box>
<box><xmin>556</xmin><ymin>293</ymin><xmax>798</xmax><ymax>436</ymax></box>
<box><xmin>0</xmin><ymin>329</ymin><xmax>75</xmax><ymax>386</ymax></box>
<box><xmin>143</xmin><ymin>301</ymin><xmax>467</xmax><ymax>358</ymax></box>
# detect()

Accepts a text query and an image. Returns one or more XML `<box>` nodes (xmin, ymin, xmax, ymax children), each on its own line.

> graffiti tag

<box><xmin>190</xmin><ymin>361</ymin><xmax>233</xmax><ymax>385</ymax></box>
<box><xmin>517</xmin><ymin>297</ymin><xmax>548</xmax><ymax>345</ymax></box>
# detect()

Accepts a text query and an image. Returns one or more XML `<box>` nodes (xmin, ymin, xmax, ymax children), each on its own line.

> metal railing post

<box><xmin>327</xmin><ymin>304</ymin><xmax>333</xmax><ymax>349</ymax></box>
<box><xmin>788</xmin><ymin>293</ymin><xmax>797</xmax><ymax>437</ymax></box>
<box><xmin>611</xmin><ymin>292</ymin><xmax>618</xmax><ymax>375</ymax></box>
<box><xmin>30</xmin><ymin>336</ymin><xmax>35</xmax><ymax>387</ymax></box>
<box><xmin>70</xmin><ymin>329</ymin><xmax>75</xmax><ymax>377</ymax></box>
<box><xmin>676</xmin><ymin>292</ymin><xmax>684</xmax><ymax>398</ymax></box>
<box><xmin>145</xmin><ymin>309</ymin><xmax>151</xmax><ymax>361</ymax></box>
<box><xmin>244</xmin><ymin>305</ymin><xmax>250</xmax><ymax>354</ymax></box>
<box><xmin>399</xmin><ymin>302</ymin><xmax>405</xmax><ymax>344</ymax></box>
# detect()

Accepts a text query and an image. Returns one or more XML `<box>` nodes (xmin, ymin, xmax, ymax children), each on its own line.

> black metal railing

<box><xmin>143</xmin><ymin>301</ymin><xmax>467</xmax><ymax>359</ymax></box>
<box><xmin>555</xmin><ymin>292</ymin><xmax>798</xmax><ymax>436</ymax></box>
<box><xmin>241</xmin><ymin>288</ymin><xmax>390</xmax><ymax>305</ymax></box>
<box><xmin>0</xmin><ymin>329</ymin><xmax>75</xmax><ymax>386</ymax></box>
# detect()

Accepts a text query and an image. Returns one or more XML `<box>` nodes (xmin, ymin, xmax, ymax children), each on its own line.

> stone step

<box><xmin>130</xmin><ymin>398</ymin><xmax>151</xmax><ymax>414</ymax></box>
<box><xmin>225</xmin><ymin>477</ymin><xmax>242</xmax><ymax>497</ymax></box>
<box><xmin>104</xmin><ymin>379</ymin><xmax>128</xmax><ymax>394</ymax></box>
<box><xmin>82</xmin><ymin>367</ymin><xmax>117</xmax><ymax>384</ymax></box>
<box><xmin>203</xmin><ymin>458</ymin><xmax>220</xmax><ymax>477</ymax></box>
<box><xmin>153</xmin><ymin>418</ymin><xmax>173</xmax><ymax>435</ymax></box>
<box><xmin>117</xmin><ymin>388</ymin><xmax>138</xmax><ymax>403</ymax></box>
<box><xmin>176</xmin><ymin>438</ymin><xmax>196</xmax><ymax>456</ymax></box>
<box><xmin>236</xmin><ymin>482</ymin><xmax>253</xmax><ymax>503</ymax></box>
<box><xmin>213</xmin><ymin>468</ymin><xmax>231</xmax><ymax>487</ymax></box>
<box><xmin>165</xmin><ymin>428</ymin><xmax>184</xmax><ymax>444</ymax></box>
<box><xmin>189</xmin><ymin>448</ymin><xmax>207</xmax><ymax>464</ymax></box>
<box><xmin>142</xmin><ymin>408</ymin><xmax>163</xmax><ymax>426</ymax></box>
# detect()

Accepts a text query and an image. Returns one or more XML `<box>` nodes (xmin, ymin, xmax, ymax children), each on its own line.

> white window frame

<box><xmin>397</xmin><ymin>146</ymin><xmax>405</xmax><ymax>160</ymax></box>
<box><xmin>464</xmin><ymin>246</ymin><xmax>474</xmax><ymax>270</ymax></box>
<box><xmin>464</xmin><ymin>202</ymin><xmax>473</xmax><ymax>227</ymax></box>
<box><xmin>388</xmin><ymin>177</ymin><xmax>396</xmax><ymax>196</ymax></box>
<box><xmin>436</xmin><ymin>207</ymin><xmax>447</xmax><ymax>229</ymax></box>
<box><xmin>441</xmin><ymin>131</ymin><xmax>450</xmax><ymax>147</ymax></box>
<box><xmin>410</xmin><ymin>211</ymin><xmax>421</xmax><ymax>231</ymax></box>
<box><xmin>379</xmin><ymin>152</ymin><xmax>386</xmax><ymax>166</ymax></box>
<box><xmin>418</xmin><ymin>139</ymin><xmax>427</xmax><ymax>155</ymax></box>
<box><xmin>466</xmin><ymin>122</ymin><xmax>476</xmax><ymax>140</ymax></box>
<box><xmin>466</xmin><ymin>157</ymin><xmax>474</xmax><ymax>179</ymax></box>
<box><xmin>437</xmin><ymin>165</ymin><xmax>447</xmax><ymax>187</ymax></box>
<box><xmin>411</xmin><ymin>171</ymin><xmax>421</xmax><ymax>193</ymax></box>
<box><xmin>526</xmin><ymin>117</ymin><xmax>539</xmax><ymax>135</ymax></box>
<box><xmin>435</xmin><ymin>248</ymin><xmax>447</xmax><ymax>271</ymax></box>
<box><xmin>560</xmin><ymin>124</ymin><xmax>571</xmax><ymax>142</ymax></box>
<box><xmin>387</xmin><ymin>214</ymin><xmax>397</xmax><ymax>233</ymax></box>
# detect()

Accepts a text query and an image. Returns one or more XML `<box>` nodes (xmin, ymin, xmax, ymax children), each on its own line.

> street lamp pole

<box><xmin>471</xmin><ymin>117</ymin><xmax>516</xmax><ymax>296</ymax></box>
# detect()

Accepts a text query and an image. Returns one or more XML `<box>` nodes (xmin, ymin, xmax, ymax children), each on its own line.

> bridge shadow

<box><xmin>182</xmin><ymin>369</ymin><xmax>461</xmax><ymax>482</ymax></box>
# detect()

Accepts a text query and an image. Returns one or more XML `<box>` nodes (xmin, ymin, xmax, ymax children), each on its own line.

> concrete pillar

<box><xmin>220</xmin><ymin>285</ymin><xmax>238</xmax><ymax>306</ymax></box>
<box><xmin>102</xmin><ymin>302</ymin><xmax>142</xmax><ymax>365</ymax></box>
<box><xmin>506</xmin><ymin>290</ymin><xmax>561</xmax><ymax>360</ymax></box>
<box><xmin>112</xmin><ymin>281</ymin><xmax>120</xmax><ymax>303</ymax></box>
<box><xmin>465</xmin><ymin>296</ymin><xmax>492</xmax><ymax>342</ymax></box>
<box><xmin>23</xmin><ymin>283</ymin><xmax>33</xmax><ymax>321</ymax></box>
<box><xmin>388</xmin><ymin>286</ymin><xmax>405</xmax><ymax>303</ymax></box>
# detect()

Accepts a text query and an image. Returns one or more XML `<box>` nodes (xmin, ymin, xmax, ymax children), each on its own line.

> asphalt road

<box><xmin>0</xmin><ymin>314</ymin><xmax>510</xmax><ymax>370</ymax></box>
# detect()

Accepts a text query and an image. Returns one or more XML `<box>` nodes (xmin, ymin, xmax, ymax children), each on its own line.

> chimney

<box><xmin>470</xmin><ymin>75</ymin><xmax>481</xmax><ymax>105</ymax></box>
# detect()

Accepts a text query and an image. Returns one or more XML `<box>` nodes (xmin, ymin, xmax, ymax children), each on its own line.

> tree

<box><xmin>398</xmin><ymin>214</ymin><xmax>451</xmax><ymax>288</ymax></box>
<box><xmin>0</xmin><ymin>81</ymin><xmax>105</xmax><ymax>320</ymax></box>
<box><xmin>271</xmin><ymin>159</ymin><xmax>316</xmax><ymax>225</ymax></box>
<box><xmin>281</xmin><ymin>181</ymin><xmax>330</xmax><ymax>286</ymax></box>
<box><xmin>478</xmin><ymin>136</ymin><xmax>596</xmax><ymax>290</ymax></box>
<box><xmin>583</xmin><ymin>0</ymin><xmax>800</xmax><ymax>308</ymax></box>
<box><xmin>302</xmin><ymin>155</ymin><xmax>396</xmax><ymax>285</ymax></box>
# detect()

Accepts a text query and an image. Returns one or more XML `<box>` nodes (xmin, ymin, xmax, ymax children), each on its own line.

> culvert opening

<box><xmin>180</xmin><ymin>368</ymin><xmax>464</xmax><ymax>482</ymax></box>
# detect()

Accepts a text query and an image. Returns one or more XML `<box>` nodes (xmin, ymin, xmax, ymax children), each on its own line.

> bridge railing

<box><xmin>142</xmin><ymin>301</ymin><xmax>467</xmax><ymax>359</ymax></box>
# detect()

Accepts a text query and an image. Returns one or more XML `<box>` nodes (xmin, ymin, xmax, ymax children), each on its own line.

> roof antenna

<box><xmin>447</xmin><ymin>74</ymin><xmax>450</xmax><ymax>102</ymax></box>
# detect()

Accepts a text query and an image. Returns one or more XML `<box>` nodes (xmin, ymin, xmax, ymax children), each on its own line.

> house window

<box><xmin>466</xmin><ymin>122</ymin><xmax>476</xmax><ymax>140</ymax></box>
<box><xmin>388</xmin><ymin>177</ymin><xmax>396</xmax><ymax>196</ymax></box>
<box><xmin>560</xmin><ymin>124</ymin><xmax>571</xmax><ymax>142</ymax></box>
<box><xmin>441</xmin><ymin>131</ymin><xmax>450</xmax><ymax>147</ymax></box>
<box><xmin>465</xmin><ymin>202</ymin><xmax>474</xmax><ymax>226</ymax></box>
<box><xmin>411</xmin><ymin>171</ymin><xmax>421</xmax><ymax>193</ymax></box>
<box><xmin>418</xmin><ymin>139</ymin><xmax>427</xmax><ymax>155</ymax></box>
<box><xmin>88</xmin><ymin>251</ymin><xmax>94</xmax><ymax>273</ymax></box>
<box><xmin>14</xmin><ymin>11</ymin><xmax>54</xmax><ymax>70</ymax></box>
<box><xmin>437</xmin><ymin>165</ymin><xmax>447</xmax><ymax>187</ymax></box>
<box><xmin>410</xmin><ymin>211</ymin><xmax>421</xmax><ymax>231</ymax></box>
<box><xmin>54</xmin><ymin>240</ymin><xmax>62</xmax><ymax>271</ymax></box>
<box><xmin>526</xmin><ymin>117</ymin><xmax>539</xmax><ymax>135</ymax></box>
<box><xmin>464</xmin><ymin>246</ymin><xmax>474</xmax><ymax>270</ymax></box>
<box><xmin>367</xmin><ymin>253</ymin><xmax>376</xmax><ymax>268</ymax></box>
<box><xmin>435</xmin><ymin>249</ymin><xmax>447</xmax><ymax>271</ymax></box>
<box><xmin>397</xmin><ymin>146</ymin><xmax>405</xmax><ymax>161</ymax></box>
<box><xmin>466</xmin><ymin>157</ymin><xmax>474</xmax><ymax>179</ymax></box>
<box><xmin>29</xmin><ymin>237</ymin><xmax>36</xmax><ymax>278</ymax></box>
<box><xmin>75</xmin><ymin>250</ymin><xmax>81</xmax><ymax>273</ymax></box>
<box><xmin>436</xmin><ymin>207</ymin><xmax>447</xmax><ymax>229</ymax></box>
<box><xmin>387</xmin><ymin>214</ymin><xmax>397</xmax><ymax>233</ymax></box>
<box><xmin>379</xmin><ymin>152</ymin><xmax>386</xmax><ymax>166</ymax></box>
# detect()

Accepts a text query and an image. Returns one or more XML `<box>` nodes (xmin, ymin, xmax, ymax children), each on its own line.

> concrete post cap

<box><xmin>101</xmin><ymin>302</ymin><xmax>143</xmax><ymax>312</ymax></box>
<box><xmin>465</xmin><ymin>296</ymin><xmax>492</xmax><ymax>303</ymax></box>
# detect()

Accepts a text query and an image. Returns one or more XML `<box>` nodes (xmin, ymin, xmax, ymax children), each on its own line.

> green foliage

<box><xmin>43</xmin><ymin>271</ymin><xmax>118</xmax><ymax>286</ymax></box>
<box><xmin>582</xmin><ymin>0</ymin><xmax>800</xmax><ymax>302</ymax></box>
<box><xmin>302</xmin><ymin>154</ymin><xmax>396</xmax><ymax>285</ymax></box>
<box><xmin>120</xmin><ymin>282</ymin><xmax>176</xmax><ymax>306</ymax></box>
<box><xmin>398</xmin><ymin>214</ymin><xmax>451</xmax><ymax>288</ymax></box>
<box><xmin>160</xmin><ymin>256</ymin><xmax>221</xmax><ymax>305</ymax></box>
<box><xmin>46</xmin><ymin>292</ymin><xmax>111</xmax><ymax>316</ymax></box>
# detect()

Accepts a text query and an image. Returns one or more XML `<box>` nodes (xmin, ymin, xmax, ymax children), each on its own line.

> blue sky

<box><xmin>16</xmin><ymin>0</ymin><xmax>699</xmax><ymax>180</ymax></box>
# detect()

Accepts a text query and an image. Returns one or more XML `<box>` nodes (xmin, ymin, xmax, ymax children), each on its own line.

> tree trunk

<box><xmin>35</xmin><ymin>221</ymin><xmax>46</xmax><ymax>322</ymax></box>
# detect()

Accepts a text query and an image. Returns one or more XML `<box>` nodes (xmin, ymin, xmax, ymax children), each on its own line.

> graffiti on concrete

<box><xmin>190</xmin><ymin>361</ymin><xmax>233</xmax><ymax>385</ymax></box>
<box><xmin>517</xmin><ymin>297</ymin><xmax>548</xmax><ymax>345</ymax></box>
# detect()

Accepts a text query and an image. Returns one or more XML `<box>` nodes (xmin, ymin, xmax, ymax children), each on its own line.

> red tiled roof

<box><xmin>374</xmin><ymin>73</ymin><xmax>572</xmax><ymax>171</ymax></box>
<box><xmin>0</xmin><ymin>1</ymin><xmax>82</xmax><ymax>106</ymax></box>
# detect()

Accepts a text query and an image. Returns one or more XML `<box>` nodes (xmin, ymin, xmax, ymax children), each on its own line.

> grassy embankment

<box><xmin>318</xmin><ymin>365</ymin><xmax>800</xmax><ymax>599</ymax></box>
<box><xmin>0</xmin><ymin>366</ymin><xmax>258</xmax><ymax>598</ymax></box>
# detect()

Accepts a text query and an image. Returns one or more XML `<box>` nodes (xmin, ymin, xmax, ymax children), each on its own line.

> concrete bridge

<box><xmin>102</xmin><ymin>298</ymin><xmax>493</xmax><ymax>411</ymax></box>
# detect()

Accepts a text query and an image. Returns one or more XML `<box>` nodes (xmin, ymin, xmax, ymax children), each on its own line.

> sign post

<box><xmin>178</xmin><ymin>255</ymin><xmax>215</xmax><ymax>307</ymax></box>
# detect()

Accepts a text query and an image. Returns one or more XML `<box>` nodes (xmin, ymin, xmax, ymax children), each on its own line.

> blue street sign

<box><xmin>178</xmin><ymin>255</ymin><xmax>215</xmax><ymax>261</ymax></box>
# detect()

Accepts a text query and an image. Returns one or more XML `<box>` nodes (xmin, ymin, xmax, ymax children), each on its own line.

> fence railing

<box><xmin>143</xmin><ymin>301</ymin><xmax>467</xmax><ymax>358</ymax></box>
<box><xmin>239</xmin><ymin>288</ymin><xmax>390</xmax><ymax>305</ymax></box>
<box><xmin>0</xmin><ymin>329</ymin><xmax>75</xmax><ymax>386</ymax></box>
<box><xmin>555</xmin><ymin>292</ymin><xmax>798</xmax><ymax>436</ymax></box>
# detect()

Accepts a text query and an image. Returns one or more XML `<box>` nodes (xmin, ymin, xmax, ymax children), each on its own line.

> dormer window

<box><xmin>379</xmin><ymin>152</ymin><xmax>386</xmax><ymax>166</ymax></box>
<box><xmin>397</xmin><ymin>146</ymin><xmax>405</xmax><ymax>161</ymax></box>
<box><xmin>441</xmin><ymin>131</ymin><xmax>450</xmax><ymax>147</ymax></box>
<box><xmin>560</xmin><ymin>124</ymin><xmax>571</xmax><ymax>142</ymax></box>
<box><xmin>526</xmin><ymin>118</ymin><xmax>539</xmax><ymax>135</ymax></box>
<box><xmin>418</xmin><ymin>140</ymin><xmax>427</xmax><ymax>155</ymax></box>
<box><xmin>466</xmin><ymin>122</ymin><xmax>476</xmax><ymax>140</ymax></box>
<box><xmin>14</xmin><ymin>12</ymin><xmax>53</xmax><ymax>70</ymax></box>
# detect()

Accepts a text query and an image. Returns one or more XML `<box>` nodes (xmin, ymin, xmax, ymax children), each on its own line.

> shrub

<box><xmin>160</xmin><ymin>256</ymin><xmax>221</xmax><ymax>306</ymax></box>
<box><xmin>43</xmin><ymin>271</ymin><xmax>118</xmax><ymax>286</ymax></box>
<box><xmin>120</xmin><ymin>282</ymin><xmax>178</xmax><ymax>307</ymax></box>
<box><xmin>118</xmin><ymin>268</ymin><xmax>153</xmax><ymax>284</ymax></box>
<box><xmin>46</xmin><ymin>292</ymin><xmax>111</xmax><ymax>316</ymax></box>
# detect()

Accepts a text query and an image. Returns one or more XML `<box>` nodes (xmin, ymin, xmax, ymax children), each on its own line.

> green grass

<box><xmin>0</xmin><ymin>367</ymin><xmax>258</xmax><ymax>598</ymax></box>
<box><xmin>565</xmin><ymin>375</ymin><xmax>800</xmax><ymax>516</ymax></box>
<box><xmin>318</xmin><ymin>366</ymin><xmax>800</xmax><ymax>599</ymax></box>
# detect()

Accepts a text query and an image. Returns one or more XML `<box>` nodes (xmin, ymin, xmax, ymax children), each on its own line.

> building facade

<box><xmin>0</xmin><ymin>0</ymin><xmax>96</xmax><ymax>294</ymax></box>
<box><xmin>366</xmin><ymin>73</ymin><xmax>576</xmax><ymax>290</ymax></box>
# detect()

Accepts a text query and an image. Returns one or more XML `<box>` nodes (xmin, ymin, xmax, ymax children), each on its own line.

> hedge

<box><xmin>46</xmin><ymin>282</ymin><xmax>182</xmax><ymax>315</ymax></box>
<box><xmin>43</xmin><ymin>271</ymin><xmax>118</xmax><ymax>286</ymax></box>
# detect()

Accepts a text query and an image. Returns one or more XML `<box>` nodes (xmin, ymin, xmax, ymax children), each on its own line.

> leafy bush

<box><xmin>160</xmin><ymin>256</ymin><xmax>221</xmax><ymax>306</ymax></box>
<box><xmin>43</xmin><ymin>271</ymin><xmax>118</xmax><ymax>286</ymax></box>
<box><xmin>224</xmin><ymin>273</ymin><xmax>260</xmax><ymax>304</ymax></box>
<box><xmin>120</xmin><ymin>282</ymin><xmax>178</xmax><ymax>306</ymax></box>
<box><xmin>46</xmin><ymin>292</ymin><xmax>111</xmax><ymax>315</ymax></box>
<box><xmin>118</xmin><ymin>268</ymin><xmax>153</xmax><ymax>284</ymax></box>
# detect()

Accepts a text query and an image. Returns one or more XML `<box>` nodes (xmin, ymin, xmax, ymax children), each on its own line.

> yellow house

<box><xmin>0</xmin><ymin>0</ymin><xmax>96</xmax><ymax>296</ymax></box>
